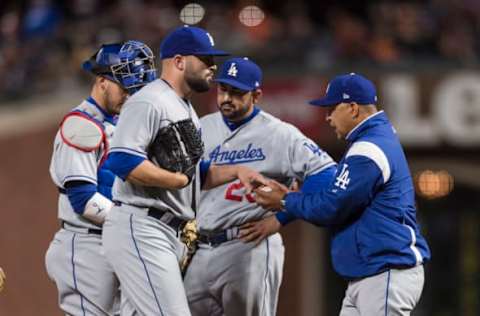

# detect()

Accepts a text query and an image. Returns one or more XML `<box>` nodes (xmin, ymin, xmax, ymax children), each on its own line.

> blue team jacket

<box><xmin>285</xmin><ymin>111</ymin><xmax>431</xmax><ymax>279</ymax></box>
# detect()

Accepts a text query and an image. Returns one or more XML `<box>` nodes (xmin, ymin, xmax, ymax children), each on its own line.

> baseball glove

<box><xmin>180</xmin><ymin>219</ymin><xmax>198</xmax><ymax>275</ymax></box>
<box><xmin>148</xmin><ymin>119</ymin><xmax>204</xmax><ymax>184</ymax></box>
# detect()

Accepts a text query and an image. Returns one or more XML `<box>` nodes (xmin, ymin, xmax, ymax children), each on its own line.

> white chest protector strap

<box><xmin>83</xmin><ymin>192</ymin><xmax>113</xmax><ymax>225</ymax></box>
<box><xmin>60</xmin><ymin>111</ymin><xmax>106</xmax><ymax>152</ymax></box>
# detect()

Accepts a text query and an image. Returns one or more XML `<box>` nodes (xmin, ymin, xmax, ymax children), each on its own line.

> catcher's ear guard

<box><xmin>82</xmin><ymin>43</ymin><xmax>123</xmax><ymax>76</ymax></box>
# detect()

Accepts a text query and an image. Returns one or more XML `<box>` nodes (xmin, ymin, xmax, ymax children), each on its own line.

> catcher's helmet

<box><xmin>82</xmin><ymin>40</ymin><xmax>157</xmax><ymax>94</ymax></box>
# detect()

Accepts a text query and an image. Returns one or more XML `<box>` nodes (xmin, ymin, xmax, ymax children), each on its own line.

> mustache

<box><xmin>221</xmin><ymin>102</ymin><xmax>233</xmax><ymax>107</ymax></box>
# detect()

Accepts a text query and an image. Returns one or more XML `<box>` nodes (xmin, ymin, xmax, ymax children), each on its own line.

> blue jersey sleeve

<box><xmin>107</xmin><ymin>152</ymin><xmax>145</xmax><ymax>180</ymax></box>
<box><xmin>284</xmin><ymin>156</ymin><xmax>384</xmax><ymax>226</ymax></box>
<box><xmin>275</xmin><ymin>165</ymin><xmax>337</xmax><ymax>225</ymax></box>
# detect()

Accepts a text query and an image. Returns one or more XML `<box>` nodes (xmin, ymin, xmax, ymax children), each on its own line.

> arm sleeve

<box><xmin>106</xmin><ymin>152</ymin><xmax>145</xmax><ymax>181</ymax></box>
<box><xmin>199</xmin><ymin>159</ymin><xmax>211</xmax><ymax>188</ymax></box>
<box><xmin>65</xmin><ymin>181</ymin><xmax>97</xmax><ymax>214</ymax></box>
<box><xmin>284</xmin><ymin>156</ymin><xmax>384</xmax><ymax>226</ymax></box>
<box><xmin>301</xmin><ymin>165</ymin><xmax>337</xmax><ymax>192</ymax></box>
<box><xmin>97</xmin><ymin>157</ymin><xmax>120</xmax><ymax>199</ymax></box>
<box><xmin>275</xmin><ymin>165</ymin><xmax>337</xmax><ymax>225</ymax></box>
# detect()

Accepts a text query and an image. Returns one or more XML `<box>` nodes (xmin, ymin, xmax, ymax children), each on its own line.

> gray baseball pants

<box><xmin>339</xmin><ymin>265</ymin><xmax>425</xmax><ymax>316</ymax></box>
<box><xmin>102</xmin><ymin>205</ymin><xmax>190</xmax><ymax>316</ymax></box>
<box><xmin>184</xmin><ymin>233</ymin><xmax>284</xmax><ymax>316</ymax></box>
<box><xmin>45</xmin><ymin>228</ymin><xmax>120</xmax><ymax>316</ymax></box>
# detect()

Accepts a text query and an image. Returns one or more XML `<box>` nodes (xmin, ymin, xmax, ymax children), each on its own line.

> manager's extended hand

<box><xmin>254</xmin><ymin>180</ymin><xmax>289</xmax><ymax>211</ymax></box>
<box><xmin>236</xmin><ymin>166</ymin><xmax>269</xmax><ymax>194</ymax></box>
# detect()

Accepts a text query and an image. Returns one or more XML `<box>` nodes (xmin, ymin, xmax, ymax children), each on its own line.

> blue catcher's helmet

<box><xmin>82</xmin><ymin>40</ymin><xmax>157</xmax><ymax>94</ymax></box>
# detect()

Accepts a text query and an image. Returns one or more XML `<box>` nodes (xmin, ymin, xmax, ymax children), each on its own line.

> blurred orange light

<box><xmin>180</xmin><ymin>3</ymin><xmax>205</xmax><ymax>25</ymax></box>
<box><xmin>239</xmin><ymin>5</ymin><xmax>265</xmax><ymax>27</ymax></box>
<box><xmin>415</xmin><ymin>170</ymin><xmax>454</xmax><ymax>199</ymax></box>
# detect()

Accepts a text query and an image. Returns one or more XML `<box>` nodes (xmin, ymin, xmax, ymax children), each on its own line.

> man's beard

<box><xmin>220</xmin><ymin>102</ymin><xmax>252</xmax><ymax>121</ymax></box>
<box><xmin>185</xmin><ymin>72</ymin><xmax>210</xmax><ymax>93</ymax></box>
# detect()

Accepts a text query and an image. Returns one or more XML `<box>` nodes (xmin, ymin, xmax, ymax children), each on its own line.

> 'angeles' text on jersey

<box><xmin>209</xmin><ymin>143</ymin><xmax>266</xmax><ymax>165</ymax></box>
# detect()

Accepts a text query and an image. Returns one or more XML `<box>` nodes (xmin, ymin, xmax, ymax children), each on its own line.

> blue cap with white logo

<box><xmin>309</xmin><ymin>73</ymin><xmax>377</xmax><ymax>107</ymax></box>
<box><xmin>160</xmin><ymin>26</ymin><xmax>229</xmax><ymax>59</ymax></box>
<box><xmin>214</xmin><ymin>57</ymin><xmax>262</xmax><ymax>91</ymax></box>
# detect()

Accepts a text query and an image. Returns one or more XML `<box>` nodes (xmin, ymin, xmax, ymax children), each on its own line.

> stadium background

<box><xmin>0</xmin><ymin>0</ymin><xmax>479</xmax><ymax>315</ymax></box>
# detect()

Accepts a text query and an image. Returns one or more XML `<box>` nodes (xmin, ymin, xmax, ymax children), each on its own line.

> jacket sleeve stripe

<box><xmin>403</xmin><ymin>224</ymin><xmax>424</xmax><ymax>265</ymax></box>
<box><xmin>346</xmin><ymin>141</ymin><xmax>391</xmax><ymax>183</ymax></box>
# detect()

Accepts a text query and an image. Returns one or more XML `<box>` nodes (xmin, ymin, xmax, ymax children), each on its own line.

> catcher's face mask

<box><xmin>82</xmin><ymin>41</ymin><xmax>157</xmax><ymax>95</ymax></box>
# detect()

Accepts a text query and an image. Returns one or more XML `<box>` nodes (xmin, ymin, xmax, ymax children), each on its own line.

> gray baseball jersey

<box><xmin>103</xmin><ymin>79</ymin><xmax>200</xmax><ymax>316</ymax></box>
<box><xmin>49</xmin><ymin>100</ymin><xmax>115</xmax><ymax>229</ymax></box>
<box><xmin>197</xmin><ymin>110</ymin><xmax>335</xmax><ymax>232</ymax></box>
<box><xmin>109</xmin><ymin>79</ymin><xmax>201</xmax><ymax>220</ymax></box>
<box><xmin>184</xmin><ymin>109</ymin><xmax>335</xmax><ymax>316</ymax></box>
<box><xmin>46</xmin><ymin>99</ymin><xmax>120</xmax><ymax>315</ymax></box>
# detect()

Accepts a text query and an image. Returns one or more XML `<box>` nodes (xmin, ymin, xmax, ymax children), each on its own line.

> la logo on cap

<box><xmin>228</xmin><ymin>63</ymin><xmax>238</xmax><ymax>77</ymax></box>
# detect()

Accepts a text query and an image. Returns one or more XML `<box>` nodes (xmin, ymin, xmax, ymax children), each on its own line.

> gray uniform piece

<box><xmin>45</xmin><ymin>100</ymin><xmax>120</xmax><ymax>315</ymax></box>
<box><xmin>184</xmin><ymin>110</ymin><xmax>335</xmax><ymax>316</ymax></box>
<box><xmin>109</xmin><ymin>79</ymin><xmax>200</xmax><ymax>219</ymax></box>
<box><xmin>339</xmin><ymin>265</ymin><xmax>425</xmax><ymax>316</ymax></box>
<box><xmin>102</xmin><ymin>79</ymin><xmax>200</xmax><ymax>316</ymax></box>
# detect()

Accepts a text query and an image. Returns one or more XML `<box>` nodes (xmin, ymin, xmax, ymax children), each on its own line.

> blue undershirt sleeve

<box><xmin>64</xmin><ymin>182</ymin><xmax>97</xmax><ymax>214</ymax></box>
<box><xmin>107</xmin><ymin>152</ymin><xmax>145</xmax><ymax>181</ymax></box>
<box><xmin>199</xmin><ymin>159</ymin><xmax>211</xmax><ymax>188</ymax></box>
<box><xmin>97</xmin><ymin>161</ymin><xmax>116</xmax><ymax>200</ymax></box>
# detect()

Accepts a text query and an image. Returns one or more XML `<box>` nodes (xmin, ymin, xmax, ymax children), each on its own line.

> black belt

<box><xmin>113</xmin><ymin>201</ymin><xmax>187</xmax><ymax>232</ymax></box>
<box><xmin>61</xmin><ymin>221</ymin><xmax>102</xmax><ymax>235</ymax></box>
<box><xmin>197</xmin><ymin>227</ymin><xmax>239</xmax><ymax>247</ymax></box>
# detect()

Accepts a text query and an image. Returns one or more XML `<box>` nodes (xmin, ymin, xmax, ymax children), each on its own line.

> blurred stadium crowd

<box><xmin>0</xmin><ymin>0</ymin><xmax>480</xmax><ymax>101</ymax></box>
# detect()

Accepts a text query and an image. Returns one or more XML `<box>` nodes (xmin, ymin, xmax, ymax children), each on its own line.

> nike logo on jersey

<box><xmin>209</xmin><ymin>143</ymin><xmax>266</xmax><ymax>165</ymax></box>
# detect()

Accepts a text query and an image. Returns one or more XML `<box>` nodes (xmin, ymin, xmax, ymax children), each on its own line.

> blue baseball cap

<box><xmin>309</xmin><ymin>73</ymin><xmax>378</xmax><ymax>107</ymax></box>
<box><xmin>214</xmin><ymin>57</ymin><xmax>262</xmax><ymax>91</ymax></box>
<box><xmin>160</xmin><ymin>26</ymin><xmax>229</xmax><ymax>59</ymax></box>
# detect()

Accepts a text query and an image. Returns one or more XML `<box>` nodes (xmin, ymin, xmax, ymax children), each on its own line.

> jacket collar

<box><xmin>345</xmin><ymin>110</ymin><xmax>387</xmax><ymax>142</ymax></box>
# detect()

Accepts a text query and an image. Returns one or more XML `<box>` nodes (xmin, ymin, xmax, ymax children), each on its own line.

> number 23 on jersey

<box><xmin>225</xmin><ymin>180</ymin><xmax>255</xmax><ymax>203</ymax></box>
